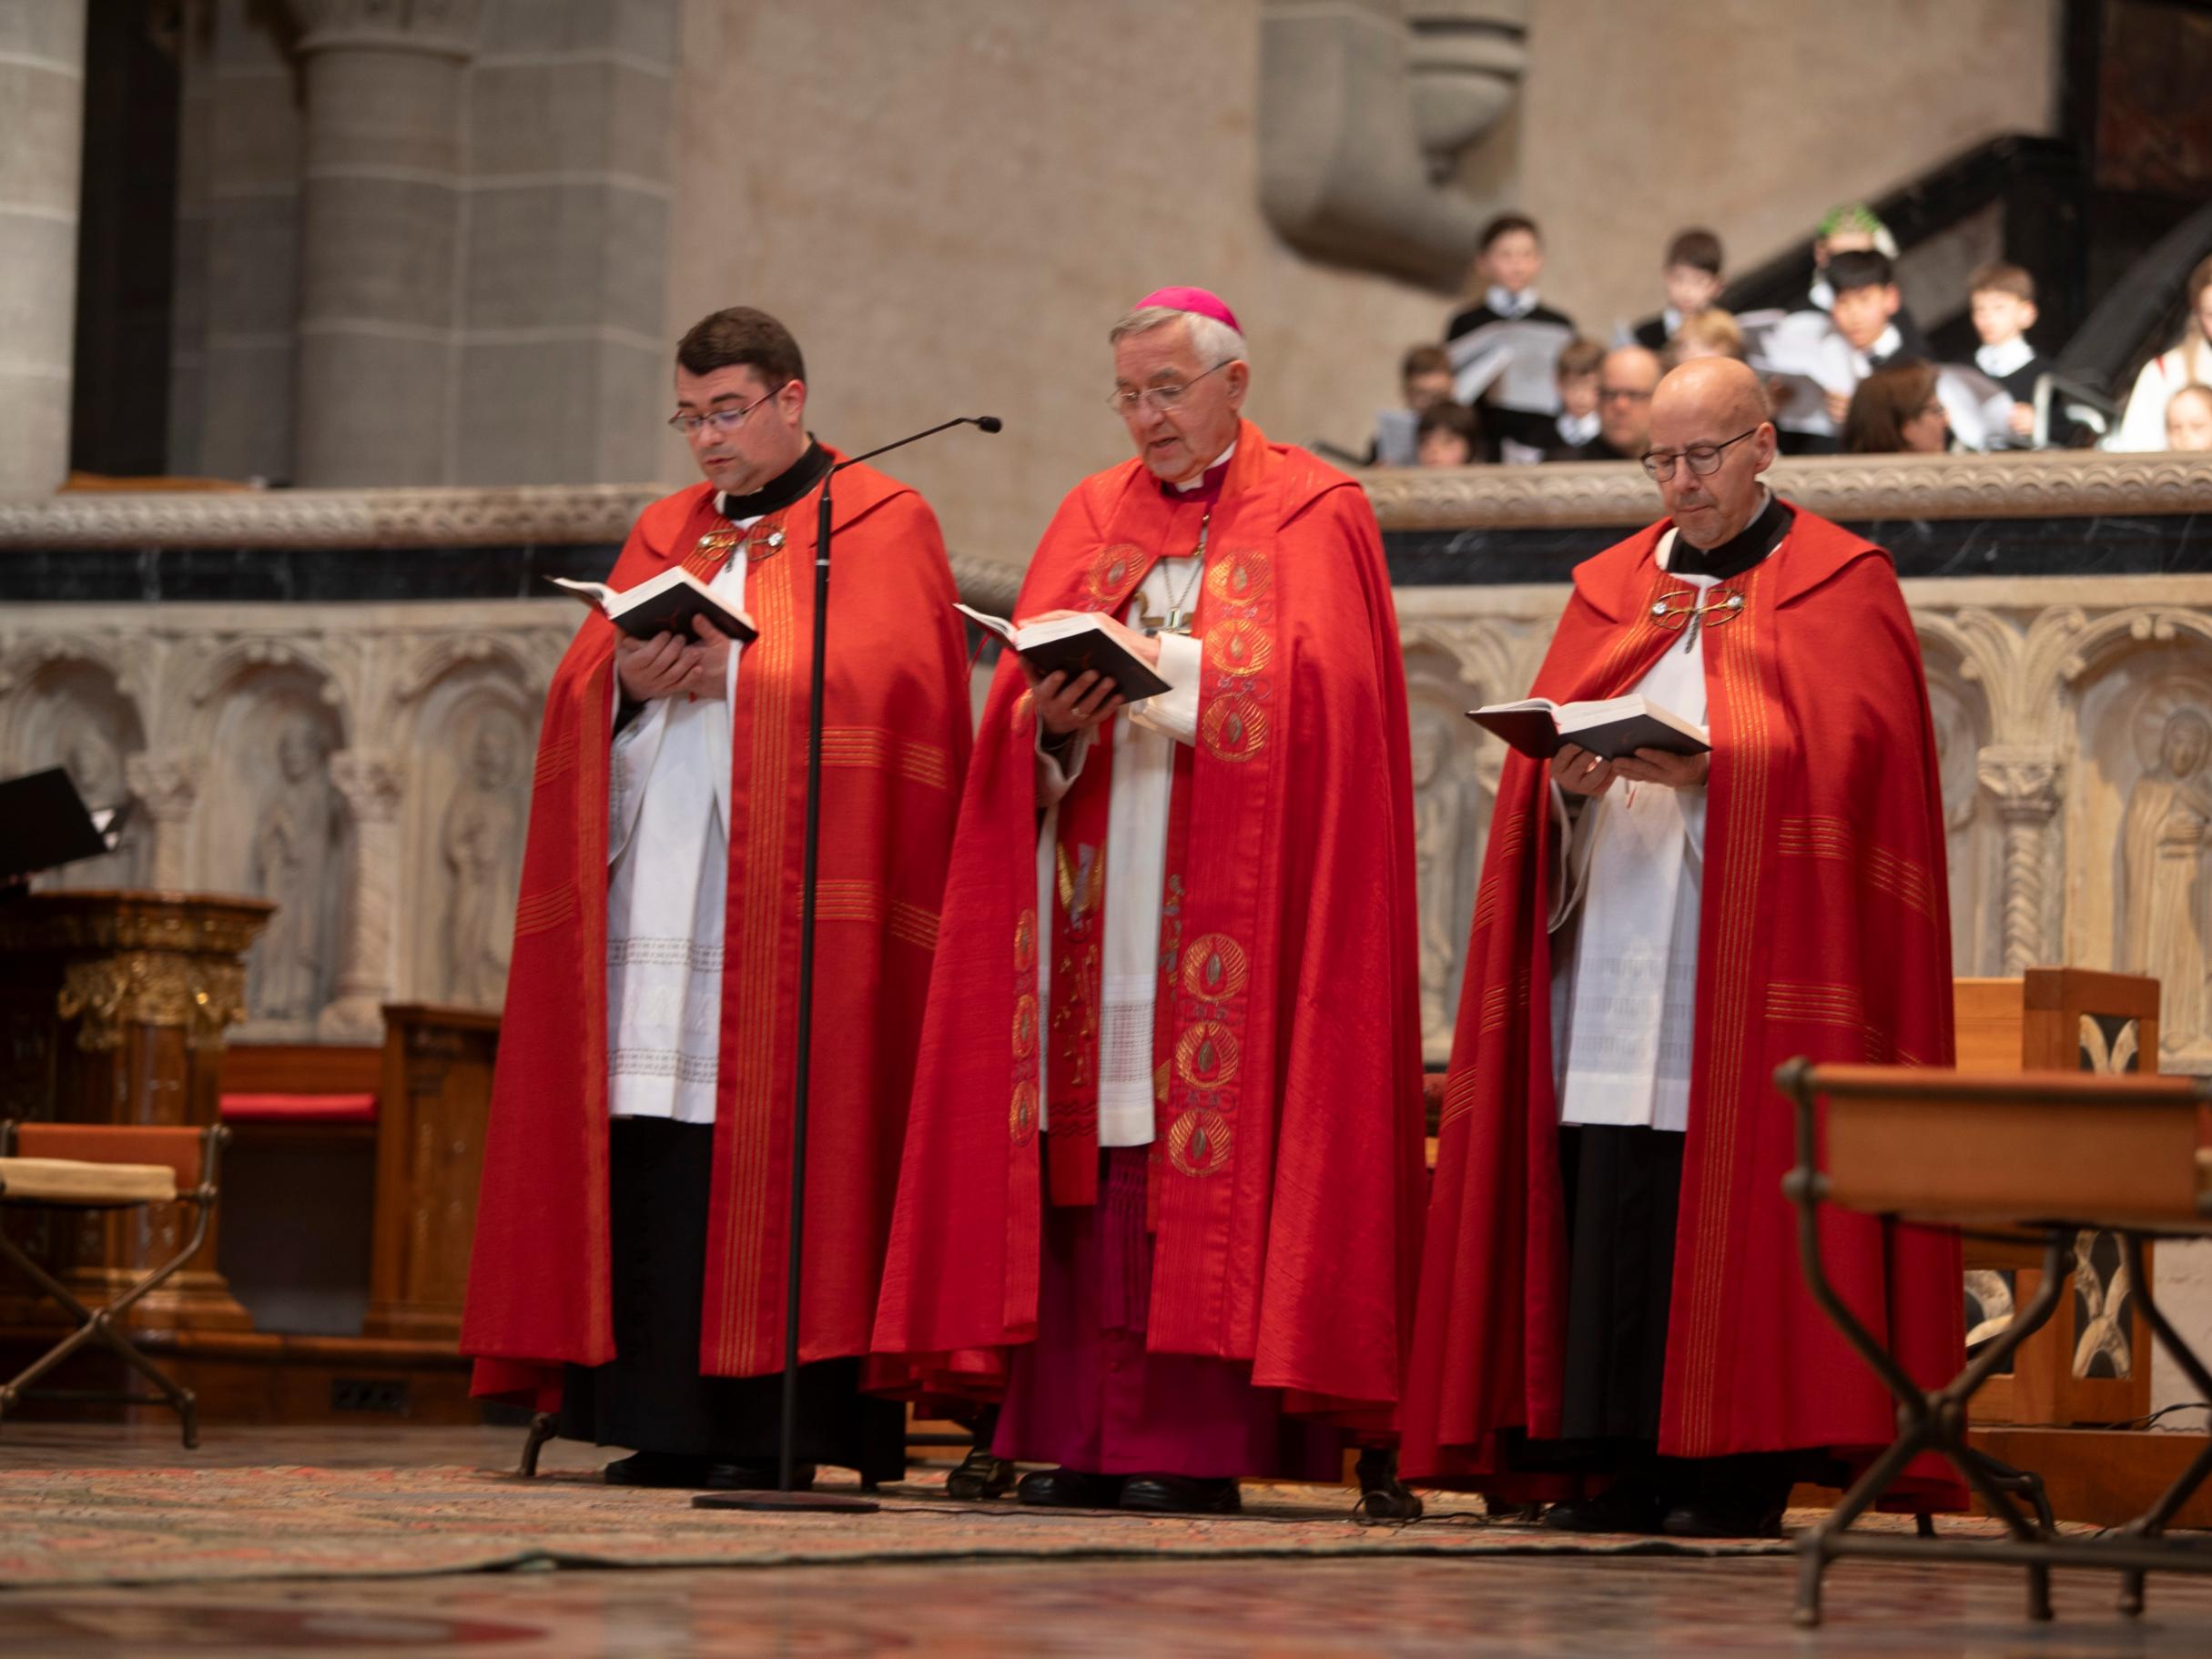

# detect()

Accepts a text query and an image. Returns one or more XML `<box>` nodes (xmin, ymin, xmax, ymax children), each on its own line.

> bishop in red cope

<box><xmin>872</xmin><ymin>288</ymin><xmax>1427</xmax><ymax>1514</ymax></box>
<box><xmin>460</xmin><ymin>308</ymin><xmax>971</xmax><ymax>1491</ymax></box>
<box><xmin>1398</xmin><ymin>357</ymin><xmax>1965</xmax><ymax>1536</ymax></box>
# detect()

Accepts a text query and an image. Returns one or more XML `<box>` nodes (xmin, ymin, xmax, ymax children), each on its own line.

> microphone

<box><xmin>833</xmin><ymin>415</ymin><xmax>1002</xmax><ymax>470</ymax></box>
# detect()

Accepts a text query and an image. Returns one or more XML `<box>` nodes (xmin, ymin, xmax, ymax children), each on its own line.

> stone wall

<box><xmin>1516</xmin><ymin>0</ymin><xmax>2060</xmax><ymax>334</ymax></box>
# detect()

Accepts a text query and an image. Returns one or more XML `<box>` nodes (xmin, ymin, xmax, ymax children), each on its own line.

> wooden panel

<box><xmin>1953</xmin><ymin>977</ymin><xmax>2025</xmax><ymax>1074</ymax></box>
<box><xmin>362</xmin><ymin>1005</ymin><xmax>500</xmax><ymax>1344</ymax></box>
<box><xmin>1969</xmin><ymin>1426</ymin><xmax>2212</xmax><ymax>1529</ymax></box>
<box><xmin>1818</xmin><ymin>1070</ymin><xmax>2207</xmax><ymax>1227</ymax></box>
<box><xmin>2024</xmin><ymin>966</ymin><xmax>2159</xmax><ymax>1073</ymax></box>
<box><xmin>219</xmin><ymin>1043</ymin><xmax>382</xmax><ymax>1097</ymax></box>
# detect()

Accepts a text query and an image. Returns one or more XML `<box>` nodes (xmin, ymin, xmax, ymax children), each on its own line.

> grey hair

<box><xmin>1108</xmin><ymin>305</ymin><xmax>1248</xmax><ymax>368</ymax></box>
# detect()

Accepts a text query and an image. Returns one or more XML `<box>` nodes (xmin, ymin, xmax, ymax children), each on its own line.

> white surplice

<box><xmin>604</xmin><ymin>505</ymin><xmax>751</xmax><ymax>1124</ymax></box>
<box><xmin>1547</xmin><ymin>528</ymin><xmax>1720</xmax><ymax>1133</ymax></box>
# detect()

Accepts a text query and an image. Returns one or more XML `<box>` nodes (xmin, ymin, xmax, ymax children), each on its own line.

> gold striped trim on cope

<box><xmin>1471</xmin><ymin>876</ymin><xmax>1501</xmax><ymax>933</ymax></box>
<box><xmin>1437</xmin><ymin>1067</ymin><xmax>1481</xmax><ymax>1129</ymax></box>
<box><xmin>1681</xmin><ymin>562</ymin><xmax>1771</xmax><ymax>1449</ymax></box>
<box><xmin>818</xmin><ymin>725</ymin><xmax>953</xmax><ymax>792</ymax></box>
<box><xmin>888</xmin><ymin>898</ymin><xmax>939</xmax><ymax>952</ymax></box>
<box><xmin>811</xmin><ymin>879</ymin><xmax>887</xmax><ymax>925</ymax></box>
<box><xmin>533</xmin><ymin>728</ymin><xmax>577</xmax><ymax>788</ymax></box>
<box><xmin>1764</xmin><ymin>981</ymin><xmax>1869</xmax><ymax>1030</ymax></box>
<box><xmin>512</xmin><ymin>883</ymin><xmax>577</xmax><ymax>937</ymax></box>
<box><xmin>1778</xmin><ymin>816</ymin><xmax>1937</xmax><ymax>925</ymax></box>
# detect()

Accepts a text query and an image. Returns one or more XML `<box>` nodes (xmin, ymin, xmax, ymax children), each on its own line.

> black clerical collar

<box><xmin>716</xmin><ymin>440</ymin><xmax>832</xmax><ymax>521</ymax></box>
<box><xmin>1669</xmin><ymin>491</ymin><xmax>1791</xmax><ymax>581</ymax></box>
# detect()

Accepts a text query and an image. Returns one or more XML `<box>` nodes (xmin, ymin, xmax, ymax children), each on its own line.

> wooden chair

<box><xmin>0</xmin><ymin>1120</ymin><xmax>228</xmax><ymax>1448</ymax></box>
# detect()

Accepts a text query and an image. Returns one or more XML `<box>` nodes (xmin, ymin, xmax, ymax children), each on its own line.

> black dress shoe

<box><xmin>1538</xmin><ymin>1482</ymin><xmax>1668</xmax><ymax>1534</ymax></box>
<box><xmin>945</xmin><ymin>1445</ymin><xmax>1017</xmax><ymax>1501</ymax></box>
<box><xmin>1016</xmin><ymin>1468</ymin><xmax>1124</xmax><ymax>1508</ymax></box>
<box><xmin>1120</xmin><ymin>1474</ymin><xmax>1242</xmax><ymax>1514</ymax></box>
<box><xmin>1659</xmin><ymin>1496</ymin><xmax>1784</xmax><ymax>1540</ymax></box>
<box><xmin>699</xmin><ymin>1460</ymin><xmax>815</xmax><ymax>1492</ymax></box>
<box><xmin>603</xmin><ymin>1451</ymin><xmax>713</xmax><ymax>1488</ymax></box>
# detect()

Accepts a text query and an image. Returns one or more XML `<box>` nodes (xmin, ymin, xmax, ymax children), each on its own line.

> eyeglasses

<box><xmin>1640</xmin><ymin>428</ymin><xmax>1757</xmax><ymax>481</ymax></box>
<box><xmin>1650</xmin><ymin>587</ymin><xmax>1747</xmax><ymax>630</ymax></box>
<box><xmin>1598</xmin><ymin>385</ymin><xmax>1653</xmax><ymax>404</ymax></box>
<box><xmin>1107</xmin><ymin>359</ymin><xmax>1233</xmax><ymax>417</ymax></box>
<box><xmin>667</xmin><ymin>385</ymin><xmax>785</xmax><ymax>437</ymax></box>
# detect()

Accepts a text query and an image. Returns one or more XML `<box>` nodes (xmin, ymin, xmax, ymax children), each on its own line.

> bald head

<box><xmin>1654</xmin><ymin>357</ymin><xmax>1771</xmax><ymax>436</ymax></box>
<box><xmin>1645</xmin><ymin>357</ymin><xmax>1778</xmax><ymax>549</ymax></box>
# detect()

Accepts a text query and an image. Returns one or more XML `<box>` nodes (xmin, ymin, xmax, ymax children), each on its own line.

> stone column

<box><xmin>124</xmin><ymin>751</ymin><xmax>205</xmax><ymax>891</ymax></box>
<box><xmin>0</xmin><ymin>1</ymin><xmax>87</xmax><ymax>492</ymax></box>
<box><xmin>319</xmin><ymin>749</ymin><xmax>404</xmax><ymax>1041</ymax></box>
<box><xmin>292</xmin><ymin>2</ymin><xmax>478</xmax><ymax>486</ymax></box>
<box><xmin>1977</xmin><ymin>748</ymin><xmax>2063</xmax><ymax>974</ymax></box>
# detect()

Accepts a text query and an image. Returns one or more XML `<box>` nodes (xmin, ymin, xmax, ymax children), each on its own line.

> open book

<box><xmin>1467</xmin><ymin>694</ymin><xmax>1710</xmax><ymax>763</ymax></box>
<box><xmin>547</xmin><ymin>570</ymin><xmax>757</xmax><ymax>643</ymax></box>
<box><xmin>955</xmin><ymin>605</ymin><xmax>1171</xmax><ymax>702</ymax></box>
<box><xmin>0</xmin><ymin>768</ymin><xmax>129</xmax><ymax>881</ymax></box>
<box><xmin>1447</xmin><ymin>318</ymin><xmax>1573</xmax><ymax>412</ymax></box>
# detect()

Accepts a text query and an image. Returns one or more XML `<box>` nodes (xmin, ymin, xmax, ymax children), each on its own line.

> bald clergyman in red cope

<box><xmin>872</xmin><ymin>288</ymin><xmax>1427</xmax><ymax>1514</ymax></box>
<box><xmin>1398</xmin><ymin>358</ymin><xmax>1965</xmax><ymax>1537</ymax></box>
<box><xmin>460</xmin><ymin>308</ymin><xmax>971</xmax><ymax>1492</ymax></box>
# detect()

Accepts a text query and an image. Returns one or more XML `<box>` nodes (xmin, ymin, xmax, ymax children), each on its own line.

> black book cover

<box><xmin>612</xmin><ymin>584</ymin><xmax>758</xmax><ymax>644</ymax></box>
<box><xmin>0</xmin><ymin>769</ymin><xmax>115</xmax><ymax>881</ymax></box>
<box><xmin>1020</xmin><ymin>629</ymin><xmax>1172</xmax><ymax>703</ymax></box>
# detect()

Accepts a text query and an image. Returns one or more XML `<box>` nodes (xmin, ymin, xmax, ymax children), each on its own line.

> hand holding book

<box><xmin>615</xmin><ymin>613</ymin><xmax>749</xmax><ymax>703</ymax></box>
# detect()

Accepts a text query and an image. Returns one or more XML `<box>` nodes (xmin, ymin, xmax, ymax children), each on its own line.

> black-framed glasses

<box><xmin>667</xmin><ymin>385</ymin><xmax>786</xmax><ymax>437</ymax></box>
<box><xmin>1640</xmin><ymin>428</ymin><xmax>1757</xmax><ymax>481</ymax></box>
<box><xmin>1107</xmin><ymin>359</ymin><xmax>1233</xmax><ymax>417</ymax></box>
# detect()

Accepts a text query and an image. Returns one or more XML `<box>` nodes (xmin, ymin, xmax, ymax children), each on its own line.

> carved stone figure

<box><xmin>47</xmin><ymin>727</ymin><xmax>144</xmax><ymax>890</ymax></box>
<box><xmin>2121</xmin><ymin>706</ymin><xmax>2212</xmax><ymax>1055</ymax></box>
<box><xmin>441</xmin><ymin>719</ymin><xmax>523</xmax><ymax>1007</ymax></box>
<box><xmin>249</xmin><ymin>716</ymin><xmax>336</xmax><ymax>1021</ymax></box>
<box><xmin>1409</xmin><ymin>704</ymin><xmax>1463</xmax><ymax>1047</ymax></box>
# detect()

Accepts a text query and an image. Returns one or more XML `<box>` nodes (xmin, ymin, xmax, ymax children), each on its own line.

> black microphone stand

<box><xmin>695</xmin><ymin>414</ymin><xmax>999</xmax><ymax>1517</ymax></box>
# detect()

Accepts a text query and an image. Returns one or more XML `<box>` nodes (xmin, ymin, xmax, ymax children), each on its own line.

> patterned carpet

<box><xmin>0</xmin><ymin>1462</ymin><xmax>1872</xmax><ymax>1589</ymax></box>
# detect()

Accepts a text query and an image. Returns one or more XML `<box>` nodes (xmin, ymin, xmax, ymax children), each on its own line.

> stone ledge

<box><xmin>1361</xmin><ymin>450</ymin><xmax>2212</xmax><ymax>531</ymax></box>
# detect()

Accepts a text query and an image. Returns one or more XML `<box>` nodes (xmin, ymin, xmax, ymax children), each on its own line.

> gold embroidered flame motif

<box><xmin>1200</xmin><ymin>695</ymin><xmax>1268</xmax><ymax>763</ymax></box>
<box><xmin>1179</xmin><ymin>933</ymin><xmax>1250</xmax><ymax>1003</ymax></box>
<box><xmin>1203</xmin><ymin>619</ymin><xmax>1273</xmax><ymax>678</ymax></box>
<box><xmin>1169</xmin><ymin>1108</ymin><xmax>1233</xmax><ymax>1177</ymax></box>
<box><xmin>1204</xmin><ymin>550</ymin><xmax>1271</xmax><ymax>606</ymax></box>
<box><xmin>1175</xmin><ymin>1020</ymin><xmax>1240</xmax><ymax>1089</ymax></box>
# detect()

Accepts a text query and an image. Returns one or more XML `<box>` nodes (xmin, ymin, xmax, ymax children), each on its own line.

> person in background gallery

<box><xmin>1821</xmin><ymin>250</ymin><xmax>1932</xmax><ymax>427</ymax></box>
<box><xmin>874</xmin><ymin>287</ymin><xmax>1427</xmax><ymax>1518</ymax></box>
<box><xmin>1368</xmin><ymin>343</ymin><xmax>1462</xmax><ymax>465</ymax></box>
<box><xmin>2116</xmin><ymin>255</ymin><xmax>2212</xmax><ymax>451</ymax></box>
<box><xmin>1667</xmin><ymin>309</ymin><xmax>1747</xmax><ymax>366</ymax></box>
<box><xmin>1842</xmin><ymin>360</ymin><xmax>1950</xmax><ymax>455</ymax></box>
<box><xmin>1547</xmin><ymin>345</ymin><xmax>1660</xmax><ymax>463</ymax></box>
<box><xmin>1399</xmin><ymin>355</ymin><xmax>1964</xmax><ymax>1540</ymax></box>
<box><xmin>1631</xmin><ymin>228</ymin><xmax>1727</xmax><ymax>353</ymax></box>
<box><xmin>1448</xmin><ymin>213</ymin><xmax>1579</xmax><ymax>454</ymax></box>
<box><xmin>2167</xmin><ymin>384</ymin><xmax>2212</xmax><ymax>452</ymax></box>
<box><xmin>1967</xmin><ymin>263</ymin><xmax>2059</xmax><ymax>446</ymax></box>
<box><xmin>1417</xmin><ymin>400</ymin><xmax>1484</xmax><ymax>467</ymax></box>
<box><xmin>461</xmin><ymin>307</ymin><xmax>972</xmax><ymax>1493</ymax></box>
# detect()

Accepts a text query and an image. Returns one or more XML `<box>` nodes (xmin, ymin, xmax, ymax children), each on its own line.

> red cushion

<box><xmin>218</xmin><ymin>1092</ymin><xmax>378</xmax><ymax>1125</ymax></box>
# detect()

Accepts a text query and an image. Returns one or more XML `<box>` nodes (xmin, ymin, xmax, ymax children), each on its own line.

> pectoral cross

<box><xmin>1138</xmin><ymin>509</ymin><xmax>1209</xmax><ymax>637</ymax></box>
<box><xmin>1138</xmin><ymin>606</ymin><xmax>1195</xmax><ymax>637</ymax></box>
